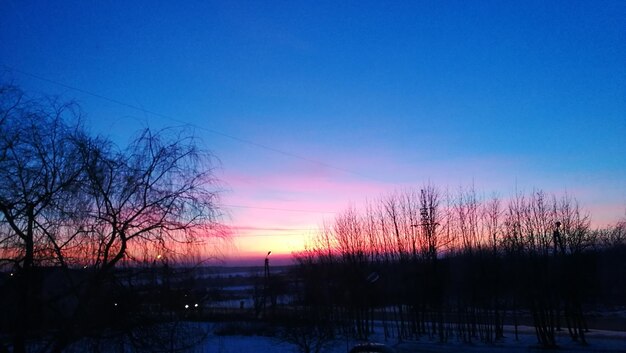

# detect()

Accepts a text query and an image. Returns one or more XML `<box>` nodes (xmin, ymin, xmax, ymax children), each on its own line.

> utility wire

<box><xmin>222</xmin><ymin>204</ymin><xmax>336</xmax><ymax>214</ymax></box>
<box><xmin>230</xmin><ymin>226</ymin><xmax>317</xmax><ymax>231</ymax></box>
<box><xmin>235</xmin><ymin>233</ymin><xmax>314</xmax><ymax>237</ymax></box>
<box><xmin>3</xmin><ymin>65</ymin><xmax>383</xmax><ymax>183</ymax></box>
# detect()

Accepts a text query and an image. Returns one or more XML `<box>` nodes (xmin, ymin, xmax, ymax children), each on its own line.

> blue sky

<box><xmin>1</xmin><ymin>0</ymin><xmax>625</xmax><ymax>258</ymax></box>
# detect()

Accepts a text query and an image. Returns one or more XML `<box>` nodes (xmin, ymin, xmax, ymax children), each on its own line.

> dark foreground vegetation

<box><xmin>290</xmin><ymin>187</ymin><xmax>626</xmax><ymax>350</ymax></box>
<box><xmin>0</xmin><ymin>83</ymin><xmax>223</xmax><ymax>352</ymax></box>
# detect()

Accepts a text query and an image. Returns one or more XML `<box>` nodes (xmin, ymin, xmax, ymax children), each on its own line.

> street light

<box><xmin>263</xmin><ymin>251</ymin><xmax>272</xmax><ymax>315</ymax></box>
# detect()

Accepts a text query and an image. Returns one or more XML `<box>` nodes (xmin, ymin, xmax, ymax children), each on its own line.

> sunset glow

<box><xmin>2</xmin><ymin>1</ymin><xmax>624</xmax><ymax>264</ymax></box>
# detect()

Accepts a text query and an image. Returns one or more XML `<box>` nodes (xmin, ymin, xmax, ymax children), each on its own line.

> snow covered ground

<box><xmin>200</xmin><ymin>324</ymin><xmax>626</xmax><ymax>353</ymax></box>
<box><xmin>57</xmin><ymin>321</ymin><xmax>624</xmax><ymax>353</ymax></box>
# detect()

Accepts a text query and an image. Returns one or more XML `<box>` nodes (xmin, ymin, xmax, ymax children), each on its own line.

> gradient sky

<box><xmin>1</xmin><ymin>1</ymin><xmax>625</xmax><ymax>264</ymax></box>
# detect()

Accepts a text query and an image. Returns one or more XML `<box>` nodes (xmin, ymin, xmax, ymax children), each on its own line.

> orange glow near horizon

<box><xmin>218</xmin><ymin>168</ymin><xmax>389</xmax><ymax>263</ymax></box>
<box><xmin>228</xmin><ymin>225</ymin><xmax>318</xmax><ymax>259</ymax></box>
<box><xmin>217</xmin><ymin>167</ymin><xmax>626</xmax><ymax>265</ymax></box>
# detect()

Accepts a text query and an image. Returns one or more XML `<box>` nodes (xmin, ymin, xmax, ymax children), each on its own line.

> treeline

<box><xmin>292</xmin><ymin>186</ymin><xmax>626</xmax><ymax>348</ymax></box>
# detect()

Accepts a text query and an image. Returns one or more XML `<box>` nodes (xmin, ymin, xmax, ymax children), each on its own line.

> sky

<box><xmin>1</xmin><ymin>1</ymin><xmax>625</xmax><ymax>264</ymax></box>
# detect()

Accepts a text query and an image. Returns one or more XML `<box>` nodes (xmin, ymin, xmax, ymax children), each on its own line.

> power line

<box><xmin>228</xmin><ymin>225</ymin><xmax>318</xmax><ymax>237</ymax></box>
<box><xmin>2</xmin><ymin>65</ymin><xmax>383</xmax><ymax>182</ymax></box>
<box><xmin>230</xmin><ymin>226</ymin><xmax>318</xmax><ymax>231</ymax></box>
<box><xmin>235</xmin><ymin>233</ymin><xmax>314</xmax><ymax>237</ymax></box>
<box><xmin>222</xmin><ymin>204</ymin><xmax>336</xmax><ymax>214</ymax></box>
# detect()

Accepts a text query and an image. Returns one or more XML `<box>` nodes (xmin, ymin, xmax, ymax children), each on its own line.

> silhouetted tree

<box><xmin>0</xmin><ymin>83</ymin><xmax>223</xmax><ymax>353</ymax></box>
<box><xmin>294</xmin><ymin>185</ymin><xmax>616</xmax><ymax>349</ymax></box>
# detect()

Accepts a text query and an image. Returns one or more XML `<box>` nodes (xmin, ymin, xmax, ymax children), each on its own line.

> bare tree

<box><xmin>0</xmin><ymin>84</ymin><xmax>223</xmax><ymax>353</ymax></box>
<box><xmin>482</xmin><ymin>194</ymin><xmax>502</xmax><ymax>255</ymax></box>
<box><xmin>419</xmin><ymin>184</ymin><xmax>441</xmax><ymax>261</ymax></box>
<box><xmin>554</xmin><ymin>194</ymin><xmax>591</xmax><ymax>255</ymax></box>
<box><xmin>0</xmin><ymin>85</ymin><xmax>88</xmax><ymax>353</ymax></box>
<box><xmin>77</xmin><ymin>127</ymin><xmax>221</xmax><ymax>272</ymax></box>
